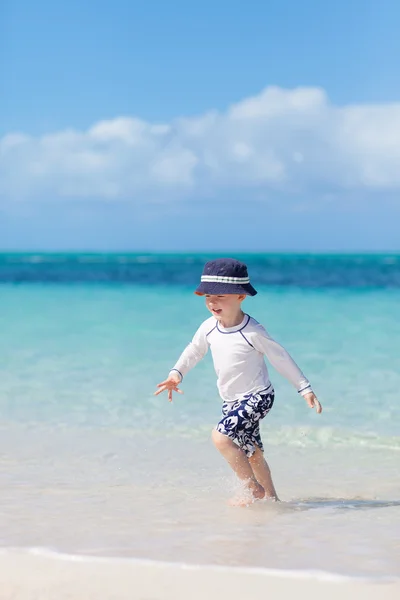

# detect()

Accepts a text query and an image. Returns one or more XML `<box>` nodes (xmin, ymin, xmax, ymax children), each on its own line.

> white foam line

<box><xmin>12</xmin><ymin>547</ymin><xmax>397</xmax><ymax>585</ymax></box>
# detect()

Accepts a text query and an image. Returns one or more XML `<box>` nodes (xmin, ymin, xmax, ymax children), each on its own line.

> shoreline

<box><xmin>1</xmin><ymin>550</ymin><xmax>399</xmax><ymax>600</ymax></box>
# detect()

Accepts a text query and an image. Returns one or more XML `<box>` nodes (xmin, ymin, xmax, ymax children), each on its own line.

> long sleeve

<box><xmin>252</xmin><ymin>326</ymin><xmax>312</xmax><ymax>396</ymax></box>
<box><xmin>169</xmin><ymin>323</ymin><xmax>209</xmax><ymax>381</ymax></box>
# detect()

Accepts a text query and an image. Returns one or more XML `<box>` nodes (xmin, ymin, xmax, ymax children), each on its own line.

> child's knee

<box><xmin>211</xmin><ymin>428</ymin><xmax>230</xmax><ymax>450</ymax></box>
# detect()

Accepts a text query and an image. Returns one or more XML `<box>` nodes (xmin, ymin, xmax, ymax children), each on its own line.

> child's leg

<box><xmin>211</xmin><ymin>430</ymin><xmax>265</xmax><ymax>501</ymax></box>
<box><xmin>248</xmin><ymin>446</ymin><xmax>279</xmax><ymax>500</ymax></box>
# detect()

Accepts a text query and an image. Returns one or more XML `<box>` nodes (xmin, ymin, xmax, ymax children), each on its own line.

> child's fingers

<box><xmin>154</xmin><ymin>384</ymin><xmax>171</xmax><ymax>395</ymax></box>
<box><xmin>154</xmin><ymin>383</ymin><xmax>183</xmax><ymax>397</ymax></box>
<box><xmin>154</xmin><ymin>386</ymin><xmax>166</xmax><ymax>396</ymax></box>
<box><xmin>157</xmin><ymin>379</ymin><xmax>181</xmax><ymax>388</ymax></box>
<box><xmin>156</xmin><ymin>380</ymin><xmax>169</xmax><ymax>388</ymax></box>
<box><xmin>305</xmin><ymin>394</ymin><xmax>322</xmax><ymax>413</ymax></box>
<box><xmin>307</xmin><ymin>396</ymin><xmax>322</xmax><ymax>413</ymax></box>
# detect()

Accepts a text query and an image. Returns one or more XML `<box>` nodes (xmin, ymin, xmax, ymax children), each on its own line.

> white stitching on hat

<box><xmin>201</xmin><ymin>276</ymin><xmax>250</xmax><ymax>283</ymax></box>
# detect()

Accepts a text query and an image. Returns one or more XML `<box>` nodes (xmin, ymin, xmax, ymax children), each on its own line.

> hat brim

<box><xmin>195</xmin><ymin>282</ymin><xmax>257</xmax><ymax>296</ymax></box>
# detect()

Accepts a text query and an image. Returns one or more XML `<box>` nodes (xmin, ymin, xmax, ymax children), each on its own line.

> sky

<box><xmin>1</xmin><ymin>0</ymin><xmax>400</xmax><ymax>251</ymax></box>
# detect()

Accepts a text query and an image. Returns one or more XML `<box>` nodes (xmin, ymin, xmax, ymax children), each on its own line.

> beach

<box><xmin>0</xmin><ymin>253</ymin><xmax>399</xmax><ymax>598</ymax></box>
<box><xmin>1</xmin><ymin>550</ymin><xmax>400</xmax><ymax>600</ymax></box>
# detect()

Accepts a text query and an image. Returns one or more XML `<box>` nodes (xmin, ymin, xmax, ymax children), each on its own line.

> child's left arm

<box><xmin>253</xmin><ymin>326</ymin><xmax>322</xmax><ymax>414</ymax></box>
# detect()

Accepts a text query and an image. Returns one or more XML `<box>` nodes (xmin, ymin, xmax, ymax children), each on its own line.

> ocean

<box><xmin>0</xmin><ymin>253</ymin><xmax>399</xmax><ymax>580</ymax></box>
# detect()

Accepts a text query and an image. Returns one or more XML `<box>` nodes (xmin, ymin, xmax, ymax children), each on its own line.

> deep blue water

<box><xmin>0</xmin><ymin>252</ymin><xmax>399</xmax><ymax>287</ymax></box>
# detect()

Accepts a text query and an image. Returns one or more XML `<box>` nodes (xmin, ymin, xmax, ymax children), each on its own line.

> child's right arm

<box><xmin>154</xmin><ymin>323</ymin><xmax>209</xmax><ymax>402</ymax></box>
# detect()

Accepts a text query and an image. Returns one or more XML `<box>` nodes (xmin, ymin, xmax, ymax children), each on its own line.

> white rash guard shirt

<box><xmin>170</xmin><ymin>314</ymin><xmax>313</xmax><ymax>403</ymax></box>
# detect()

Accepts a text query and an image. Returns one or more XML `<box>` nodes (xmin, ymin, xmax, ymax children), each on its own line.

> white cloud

<box><xmin>1</xmin><ymin>85</ymin><xmax>400</xmax><ymax>201</ymax></box>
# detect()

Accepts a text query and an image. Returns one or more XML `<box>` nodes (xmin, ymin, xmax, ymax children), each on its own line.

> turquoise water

<box><xmin>0</xmin><ymin>254</ymin><xmax>399</xmax><ymax>577</ymax></box>
<box><xmin>1</xmin><ymin>283</ymin><xmax>399</xmax><ymax>441</ymax></box>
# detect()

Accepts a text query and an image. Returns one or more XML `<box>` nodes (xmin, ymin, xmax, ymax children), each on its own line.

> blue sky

<box><xmin>1</xmin><ymin>0</ymin><xmax>400</xmax><ymax>251</ymax></box>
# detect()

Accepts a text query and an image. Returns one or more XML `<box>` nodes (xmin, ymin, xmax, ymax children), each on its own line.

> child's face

<box><xmin>205</xmin><ymin>294</ymin><xmax>245</xmax><ymax>321</ymax></box>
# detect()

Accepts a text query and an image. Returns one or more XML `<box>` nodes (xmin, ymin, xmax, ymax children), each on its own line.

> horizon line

<box><xmin>0</xmin><ymin>250</ymin><xmax>399</xmax><ymax>256</ymax></box>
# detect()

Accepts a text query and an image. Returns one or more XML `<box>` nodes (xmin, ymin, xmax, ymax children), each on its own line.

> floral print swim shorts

<box><xmin>216</xmin><ymin>387</ymin><xmax>275</xmax><ymax>457</ymax></box>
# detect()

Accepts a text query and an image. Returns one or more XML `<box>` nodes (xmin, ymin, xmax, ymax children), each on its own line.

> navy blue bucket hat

<box><xmin>195</xmin><ymin>258</ymin><xmax>257</xmax><ymax>296</ymax></box>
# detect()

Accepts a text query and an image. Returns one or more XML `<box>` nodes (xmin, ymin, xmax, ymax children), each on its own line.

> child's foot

<box><xmin>228</xmin><ymin>482</ymin><xmax>265</xmax><ymax>507</ymax></box>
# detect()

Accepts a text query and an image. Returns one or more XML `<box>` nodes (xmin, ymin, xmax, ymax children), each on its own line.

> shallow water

<box><xmin>0</xmin><ymin>425</ymin><xmax>399</xmax><ymax>577</ymax></box>
<box><xmin>0</xmin><ymin>254</ymin><xmax>399</xmax><ymax>578</ymax></box>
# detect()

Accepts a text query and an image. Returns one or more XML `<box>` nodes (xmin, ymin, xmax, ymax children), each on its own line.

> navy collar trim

<box><xmin>216</xmin><ymin>314</ymin><xmax>250</xmax><ymax>334</ymax></box>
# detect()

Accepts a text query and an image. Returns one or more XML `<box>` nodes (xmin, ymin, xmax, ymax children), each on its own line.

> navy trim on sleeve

<box><xmin>298</xmin><ymin>385</ymin><xmax>312</xmax><ymax>394</ymax></box>
<box><xmin>240</xmin><ymin>330</ymin><xmax>254</xmax><ymax>348</ymax></box>
<box><xmin>170</xmin><ymin>369</ymin><xmax>183</xmax><ymax>380</ymax></box>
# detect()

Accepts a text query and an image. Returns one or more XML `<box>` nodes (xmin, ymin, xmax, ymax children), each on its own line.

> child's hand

<box><xmin>304</xmin><ymin>392</ymin><xmax>322</xmax><ymax>414</ymax></box>
<box><xmin>154</xmin><ymin>375</ymin><xmax>183</xmax><ymax>402</ymax></box>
